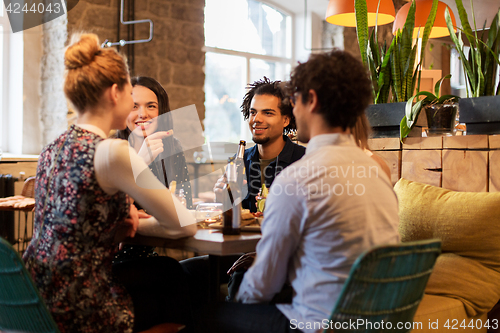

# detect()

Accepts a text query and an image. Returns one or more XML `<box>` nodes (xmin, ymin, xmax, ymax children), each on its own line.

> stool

<box><xmin>0</xmin><ymin>176</ymin><xmax>35</xmax><ymax>252</ymax></box>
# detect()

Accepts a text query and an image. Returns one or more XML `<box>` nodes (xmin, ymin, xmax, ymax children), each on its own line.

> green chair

<box><xmin>0</xmin><ymin>236</ymin><xmax>60</xmax><ymax>333</ymax></box>
<box><xmin>324</xmin><ymin>239</ymin><xmax>441</xmax><ymax>333</ymax></box>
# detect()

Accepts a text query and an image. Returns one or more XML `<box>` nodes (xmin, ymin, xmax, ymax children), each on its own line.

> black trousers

<box><xmin>112</xmin><ymin>256</ymin><xmax>193</xmax><ymax>332</ymax></box>
<box><xmin>197</xmin><ymin>302</ymin><xmax>303</xmax><ymax>333</ymax></box>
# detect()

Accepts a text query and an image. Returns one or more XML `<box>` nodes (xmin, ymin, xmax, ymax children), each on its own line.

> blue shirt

<box><xmin>236</xmin><ymin>133</ymin><xmax>400</xmax><ymax>333</ymax></box>
<box><xmin>242</xmin><ymin>135</ymin><xmax>306</xmax><ymax>212</ymax></box>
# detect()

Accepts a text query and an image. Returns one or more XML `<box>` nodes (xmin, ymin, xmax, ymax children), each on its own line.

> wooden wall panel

<box><xmin>373</xmin><ymin>150</ymin><xmax>401</xmax><ymax>185</ymax></box>
<box><xmin>490</xmin><ymin>150</ymin><xmax>500</xmax><ymax>192</ymax></box>
<box><xmin>442</xmin><ymin>150</ymin><xmax>488</xmax><ymax>192</ymax></box>
<box><xmin>443</xmin><ymin>135</ymin><xmax>489</xmax><ymax>149</ymax></box>
<box><xmin>402</xmin><ymin>150</ymin><xmax>442</xmax><ymax>187</ymax></box>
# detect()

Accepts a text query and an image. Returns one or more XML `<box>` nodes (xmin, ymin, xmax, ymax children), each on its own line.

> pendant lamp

<box><xmin>392</xmin><ymin>0</ymin><xmax>457</xmax><ymax>38</ymax></box>
<box><xmin>325</xmin><ymin>0</ymin><xmax>396</xmax><ymax>27</ymax></box>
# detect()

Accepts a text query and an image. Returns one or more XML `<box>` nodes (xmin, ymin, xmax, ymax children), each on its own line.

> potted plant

<box><xmin>356</xmin><ymin>0</ymin><xmax>440</xmax><ymax>137</ymax></box>
<box><xmin>444</xmin><ymin>2</ymin><xmax>500</xmax><ymax>134</ymax></box>
<box><xmin>400</xmin><ymin>74</ymin><xmax>460</xmax><ymax>140</ymax></box>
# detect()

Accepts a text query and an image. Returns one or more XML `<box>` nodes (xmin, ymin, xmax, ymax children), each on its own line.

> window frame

<box><xmin>0</xmin><ymin>6</ymin><xmax>24</xmax><ymax>154</ymax></box>
<box><xmin>0</xmin><ymin>5</ymin><xmax>9</xmax><ymax>150</ymax></box>
<box><xmin>204</xmin><ymin>0</ymin><xmax>295</xmax><ymax>143</ymax></box>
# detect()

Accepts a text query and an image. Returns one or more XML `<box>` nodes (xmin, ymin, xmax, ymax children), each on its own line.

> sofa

<box><xmin>394</xmin><ymin>178</ymin><xmax>500</xmax><ymax>332</ymax></box>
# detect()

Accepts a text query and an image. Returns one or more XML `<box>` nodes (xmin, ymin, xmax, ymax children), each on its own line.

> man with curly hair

<box><xmin>201</xmin><ymin>50</ymin><xmax>400</xmax><ymax>333</ymax></box>
<box><xmin>214</xmin><ymin>77</ymin><xmax>306</xmax><ymax>212</ymax></box>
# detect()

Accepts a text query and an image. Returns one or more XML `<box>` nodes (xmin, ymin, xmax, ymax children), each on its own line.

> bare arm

<box><xmin>95</xmin><ymin>139</ymin><xmax>197</xmax><ymax>239</ymax></box>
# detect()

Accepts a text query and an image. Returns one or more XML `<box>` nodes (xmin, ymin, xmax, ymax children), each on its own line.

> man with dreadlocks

<box><xmin>180</xmin><ymin>78</ymin><xmax>306</xmax><ymax>312</ymax></box>
<box><xmin>214</xmin><ymin>77</ymin><xmax>306</xmax><ymax>212</ymax></box>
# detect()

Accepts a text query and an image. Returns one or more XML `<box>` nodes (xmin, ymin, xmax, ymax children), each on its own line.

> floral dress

<box><xmin>23</xmin><ymin>125</ymin><xmax>134</xmax><ymax>333</ymax></box>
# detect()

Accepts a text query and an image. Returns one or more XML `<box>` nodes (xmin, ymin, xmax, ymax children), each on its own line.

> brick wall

<box><xmin>62</xmin><ymin>0</ymin><xmax>206</xmax><ymax>147</ymax></box>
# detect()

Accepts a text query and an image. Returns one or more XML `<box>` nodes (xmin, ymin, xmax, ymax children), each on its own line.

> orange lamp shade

<box><xmin>325</xmin><ymin>0</ymin><xmax>396</xmax><ymax>27</ymax></box>
<box><xmin>392</xmin><ymin>0</ymin><xmax>457</xmax><ymax>38</ymax></box>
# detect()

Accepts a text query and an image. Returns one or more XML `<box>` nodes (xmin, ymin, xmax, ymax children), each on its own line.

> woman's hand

<box><xmin>115</xmin><ymin>197</ymin><xmax>151</xmax><ymax>243</ymax></box>
<box><xmin>137</xmin><ymin>130</ymin><xmax>173</xmax><ymax>165</ymax></box>
<box><xmin>227</xmin><ymin>252</ymin><xmax>256</xmax><ymax>275</ymax></box>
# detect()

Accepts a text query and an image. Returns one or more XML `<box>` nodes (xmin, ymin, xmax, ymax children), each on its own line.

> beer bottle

<box><xmin>223</xmin><ymin>141</ymin><xmax>246</xmax><ymax>235</ymax></box>
<box><xmin>235</xmin><ymin>140</ymin><xmax>246</xmax><ymax>186</ymax></box>
<box><xmin>223</xmin><ymin>157</ymin><xmax>241</xmax><ymax>235</ymax></box>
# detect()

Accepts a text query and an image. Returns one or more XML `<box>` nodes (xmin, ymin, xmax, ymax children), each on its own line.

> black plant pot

<box><xmin>365</xmin><ymin>102</ymin><xmax>406</xmax><ymax>138</ymax></box>
<box><xmin>459</xmin><ymin>96</ymin><xmax>500</xmax><ymax>135</ymax></box>
<box><xmin>425</xmin><ymin>103</ymin><xmax>458</xmax><ymax>135</ymax></box>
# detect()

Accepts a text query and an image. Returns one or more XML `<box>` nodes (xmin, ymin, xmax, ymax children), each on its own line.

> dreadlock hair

<box><xmin>240</xmin><ymin>77</ymin><xmax>296</xmax><ymax>135</ymax></box>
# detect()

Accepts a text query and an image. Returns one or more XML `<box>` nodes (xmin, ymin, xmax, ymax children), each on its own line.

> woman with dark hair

<box><xmin>116</xmin><ymin>76</ymin><xmax>193</xmax><ymax>209</ymax></box>
<box><xmin>112</xmin><ymin>77</ymin><xmax>194</xmax><ymax>332</ymax></box>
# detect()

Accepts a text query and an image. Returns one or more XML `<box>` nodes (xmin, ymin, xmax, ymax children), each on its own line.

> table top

<box><xmin>127</xmin><ymin>228</ymin><xmax>261</xmax><ymax>256</ymax></box>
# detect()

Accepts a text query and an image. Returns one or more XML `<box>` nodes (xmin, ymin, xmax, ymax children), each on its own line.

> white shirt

<box><xmin>236</xmin><ymin>133</ymin><xmax>400</xmax><ymax>333</ymax></box>
<box><xmin>76</xmin><ymin>124</ymin><xmax>197</xmax><ymax>239</ymax></box>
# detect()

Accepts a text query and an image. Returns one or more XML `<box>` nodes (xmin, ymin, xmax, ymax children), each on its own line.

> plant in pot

<box><xmin>444</xmin><ymin>2</ymin><xmax>500</xmax><ymax>134</ymax></box>
<box><xmin>356</xmin><ymin>0</ymin><xmax>440</xmax><ymax>137</ymax></box>
<box><xmin>400</xmin><ymin>74</ymin><xmax>460</xmax><ymax>140</ymax></box>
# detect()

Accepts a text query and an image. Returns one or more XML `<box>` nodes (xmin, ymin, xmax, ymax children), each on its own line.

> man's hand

<box><xmin>213</xmin><ymin>174</ymin><xmax>227</xmax><ymax>202</ymax></box>
<box><xmin>227</xmin><ymin>252</ymin><xmax>256</xmax><ymax>275</ymax></box>
<box><xmin>137</xmin><ymin>130</ymin><xmax>173</xmax><ymax>165</ymax></box>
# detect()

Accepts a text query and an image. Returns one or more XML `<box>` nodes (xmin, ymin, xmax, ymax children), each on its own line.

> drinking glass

<box><xmin>196</xmin><ymin>202</ymin><xmax>223</xmax><ymax>228</ymax></box>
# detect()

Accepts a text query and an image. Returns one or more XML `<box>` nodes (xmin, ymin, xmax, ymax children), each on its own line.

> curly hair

<box><xmin>240</xmin><ymin>77</ymin><xmax>296</xmax><ymax>135</ymax></box>
<box><xmin>289</xmin><ymin>49</ymin><xmax>372</xmax><ymax>130</ymax></box>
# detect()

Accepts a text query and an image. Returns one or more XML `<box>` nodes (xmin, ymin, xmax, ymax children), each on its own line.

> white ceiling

<box><xmin>266</xmin><ymin>0</ymin><xmax>331</xmax><ymax>17</ymax></box>
<box><xmin>267</xmin><ymin>0</ymin><xmax>500</xmax><ymax>28</ymax></box>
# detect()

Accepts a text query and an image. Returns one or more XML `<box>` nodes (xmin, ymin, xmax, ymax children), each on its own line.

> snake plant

<box><xmin>355</xmin><ymin>0</ymin><xmax>439</xmax><ymax>104</ymax></box>
<box><xmin>400</xmin><ymin>75</ymin><xmax>460</xmax><ymax>141</ymax></box>
<box><xmin>355</xmin><ymin>0</ymin><xmax>393</xmax><ymax>104</ymax></box>
<box><xmin>444</xmin><ymin>3</ymin><xmax>500</xmax><ymax>97</ymax></box>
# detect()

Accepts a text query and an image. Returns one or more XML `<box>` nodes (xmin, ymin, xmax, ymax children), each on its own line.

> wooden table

<box><xmin>128</xmin><ymin>228</ymin><xmax>261</xmax><ymax>255</ymax></box>
<box><xmin>127</xmin><ymin>228</ymin><xmax>261</xmax><ymax>301</ymax></box>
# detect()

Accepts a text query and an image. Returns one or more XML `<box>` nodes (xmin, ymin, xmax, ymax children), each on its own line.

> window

<box><xmin>0</xmin><ymin>4</ymin><xmax>7</xmax><ymax>150</ymax></box>
<box><xmin>0</xmin><ymin>5</ymin><xmax>23</xmax><ymax>154</ymax></box>
<box><xmin>449</xmin><ymin>47</ymin><xmax>468</xmax><ymax>98</ymax></box>
<box><xmin>204</xmin><ymin>0</ymin><xmax>293</xmax><ymax>143</ymax></box>
<box><xmin>450</xmin><ymin>46</ymin><xmax>500</xmax><ymax>98</ymax></box>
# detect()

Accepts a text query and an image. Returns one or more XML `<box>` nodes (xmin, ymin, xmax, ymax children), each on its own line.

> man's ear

<box><xmin>308</xmin><ymin>89</ymin><xmax>319</xmax><ymax>113</ymax></box>
<box><xmin>283</xmin><ymin>115</ymin><xmax>290</xmax><ymax>128</ymax></box>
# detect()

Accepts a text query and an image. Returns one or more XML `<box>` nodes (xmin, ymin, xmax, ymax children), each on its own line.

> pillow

<box><xmin>425</xmin><ymin>253</ymin><xmax>500</xmax><ymax>316</ymax></box>
<box><xmin>394</xmin><ymin>178</ymin><xmax>500</xmax><ymax>316</ymax></box>
<box><xmin>394</xmin><ymin>178</ymin><xmax>500</xmax><ymax>269</ymax></box>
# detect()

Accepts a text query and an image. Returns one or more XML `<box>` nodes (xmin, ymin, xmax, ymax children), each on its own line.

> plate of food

<box><xmin>207</xmin><ymin>209</ymin><xmax>261</xmax><ymax>232</ymax></box>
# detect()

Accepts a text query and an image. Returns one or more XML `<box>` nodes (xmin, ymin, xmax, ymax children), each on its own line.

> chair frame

<box><xmin>0</xmin><ymin>236</ymin><xmax>60</xmax><ymax>333</ymax></box>
<box><xmin>324</xmin><ymin>239</ymin><xmax>441</xmax><ymax>333</ymax></box>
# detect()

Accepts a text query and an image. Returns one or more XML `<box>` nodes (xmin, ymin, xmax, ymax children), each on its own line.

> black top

<box><xmin>113</xmin><ymin>137</ymin><xmax>192</xmax><ymax>264</ymax></box>
<box><xmin>242</xmin><ymin>136</ymin><xmax>306</xmax><ymax>212</ymax></box>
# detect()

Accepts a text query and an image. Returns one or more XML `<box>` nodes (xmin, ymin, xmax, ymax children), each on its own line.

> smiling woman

<box><xmin>116</xmin><ymin>76</ymin><xmax>193</xmax><ymax>208</ymax></box>
<box><xmin>128</xmin><ymin>85</ymin><xmax>160</xmax><ymax>137</ymax></box>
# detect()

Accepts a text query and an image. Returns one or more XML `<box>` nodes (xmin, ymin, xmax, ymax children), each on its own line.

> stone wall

<box><xmin>40</xmin><ymin>16</ymin><xmax>68</xmax><ymax>147</ymax></box>
<box><xmin>66</xmin><ymin>0</ymin><xmax>206</xmax><ymax>148</ymax></box>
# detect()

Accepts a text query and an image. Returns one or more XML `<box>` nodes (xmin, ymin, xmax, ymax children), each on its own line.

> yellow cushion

<box><xmin>413</xmin><ymin>294</ymin><xmax>487</xmax><ymax>332</ymax></box>
<box><xmin>395</xmin><ymin>178</ymin><xmax>500</xmax><ymax>267</ymax></box>
<box><xmin>394</xmin><ymin>178</ymin><xmax>500</xmax><ymax>316</ymax></box>
<box><xmin>425</xmin><ymin>253</ymin><xmax>500</xmax><ymax>316</ymax></box>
